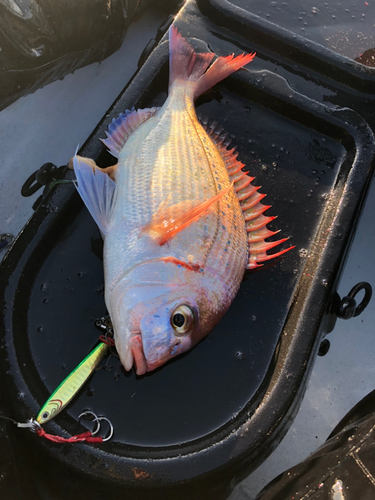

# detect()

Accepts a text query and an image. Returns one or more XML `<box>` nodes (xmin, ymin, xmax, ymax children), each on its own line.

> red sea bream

<box><xmin>72</xmin><ymin>26</ymin><xmax>293</xmax><ymax>375</ymax></box>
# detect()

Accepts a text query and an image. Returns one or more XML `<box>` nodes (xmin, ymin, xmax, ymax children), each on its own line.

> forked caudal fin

<box><xmin>169</xmin><ymin>25</ymin><xmax>256</xmax><ymax>99</ymax></box>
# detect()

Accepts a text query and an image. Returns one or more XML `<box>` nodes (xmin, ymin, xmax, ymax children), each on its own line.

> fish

<box><xmin>72</xmin><ymin>26</ymin><xmax>293</xmax><ymax>375</ymax></box>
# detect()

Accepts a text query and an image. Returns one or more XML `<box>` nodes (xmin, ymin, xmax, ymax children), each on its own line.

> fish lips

<box><xmin>130</xmin><ymin>334</ymin><xmax>148</xmax><ymax>376</ymax></box>
<box><xmin>138</xmin><ymin>299</ymin><xmax>197</xmax><ymax>374</ymax></box>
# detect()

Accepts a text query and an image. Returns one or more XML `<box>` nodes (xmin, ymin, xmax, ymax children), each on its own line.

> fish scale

<box><xmin>73</xmin><ymin>26</ymin><xmax>292</xmax><ymax>375</ymax></box>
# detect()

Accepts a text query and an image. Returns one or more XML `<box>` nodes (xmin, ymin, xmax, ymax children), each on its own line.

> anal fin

<box><xmin>101</xmin><ymin>107</ymin><xmax>159</xmax><ymax>158</ymax></box>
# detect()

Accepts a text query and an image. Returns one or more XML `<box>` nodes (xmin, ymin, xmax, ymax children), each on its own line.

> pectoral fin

<box><xmin>73</xmin><ymin>154</ymin><xmax>117</xmax><ymax>235</ymax></box>
<box><xmin>68</xmin><ymin>155</ymin><xmax>118</xmax><ymax>180</ymax></box>
<box><xmin>141</xmin><ymin>184</ymin><xmax>233</xmax><ymax>245</ymax></box>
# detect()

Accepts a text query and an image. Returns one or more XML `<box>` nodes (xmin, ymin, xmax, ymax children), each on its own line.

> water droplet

<box><xmin>37</xmin><ymin>326</ymin><xmax>43</xmax><ymax>333</ymax></box>
<box><xmin>322</xmin><ymin>279</ymin><xmax>328</xmax><ymax>287</ymax></box>
<box><xmin>262</xmin><ymin>164</ymin><xmax>268</xmax><ymax>171</ymax></box>
<box><xmin>43</xmin><ymin>298</ymin><xmax>48</xmax><ymax>304</ymax></box>
<box><xmin>236</xmin><ymin>351</ymin><xmax>245</xmax><ymax>360</ymax></box>
<box><xmin>331</xmin><ymin>479</ymin><xmax>345</xmax><ymax>500</ymax></box>
<box><xmin>40</xmin><ymin>283</ymin><xmax>46</xmax><ymax>291</ymax></box>
<box><xmin>30</xmin><ymin>45</ymin><xmax>44</xmax><ymax>57</ymax></box>
<box><xmin>252</xmin><ymin>315</ymin><xmax>257</xmax><ymax>321</ymax></box>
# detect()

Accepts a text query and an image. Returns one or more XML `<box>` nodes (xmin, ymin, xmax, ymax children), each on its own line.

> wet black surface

<box><xmin>230</xmin><ymin>0</ymin><xmax>375</xmax><ymax>62</ymax></box>
<box><xmin>1</xmin><ymin>0</ymin><xmax>375</xmax><ymax>498</ymax></box>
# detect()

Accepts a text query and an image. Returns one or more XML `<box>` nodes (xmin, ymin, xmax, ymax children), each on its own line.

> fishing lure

<box><xmin>0</xmin><ymin>334</ymin><xmax>114</xmax><ymax>443</ymax></box>
<box><xmin>37</xmin><ymin>341</ymin><xmax>110</xmax><ymax>425</ymax></box>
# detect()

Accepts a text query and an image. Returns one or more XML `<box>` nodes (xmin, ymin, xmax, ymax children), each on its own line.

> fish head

<box><xmin>138</xmin><ymin>297</ymin><xmax>199</xmax><ymax>373</ymax></box>
<box><xmin>108</xmin><ymin>266</ymin><xmax>224</xmax><ymax>375</ymax></box>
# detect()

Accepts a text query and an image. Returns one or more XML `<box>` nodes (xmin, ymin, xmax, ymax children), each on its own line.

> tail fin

<box><xmin>169</xmin><ymin>25</ymin><xmax>256</xmax><ymax>99</ymax></box>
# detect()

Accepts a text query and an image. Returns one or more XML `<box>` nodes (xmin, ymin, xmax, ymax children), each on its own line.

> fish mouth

<box><xmin>129</xmin><ymin>333</ymin><xmax>173</xmax><ymax>375</ymax></box>
<box><xmin>130</xmin><ymin>334</ymin><xmax>147</xmax><ymax>376</ymax></box>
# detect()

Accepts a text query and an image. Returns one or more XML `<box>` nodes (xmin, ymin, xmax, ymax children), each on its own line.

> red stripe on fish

<box><xmin>157</xmin><ymin>256</ymin><xmax>203</xmax><ymax>272</ymax></box>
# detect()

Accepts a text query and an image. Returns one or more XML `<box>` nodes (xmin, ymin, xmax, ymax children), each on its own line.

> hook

<box><xmin>78</xmin><ymin>411</ymin><xmax>113</xmax><ymax>441</ymax></box>
<box><xmin>96</xmin><ymin>416</ymin><xmax>114</xmax><ymax>442</ymax></box>
<box><xmin>78</xmin><ymin>410</ymin><xmax>101</xmax><ymax>435</ymax></box>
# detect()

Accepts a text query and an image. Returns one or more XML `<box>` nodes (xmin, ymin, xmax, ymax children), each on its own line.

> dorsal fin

<box><xmin>100</xmin><ymin>107</ymin><xmax>159</xmax><ymax>158</ymax></box>
<box><xmin>201</xmin><ymin>120</ymin><xmax>294</xmax><ymax>268</ymax></box>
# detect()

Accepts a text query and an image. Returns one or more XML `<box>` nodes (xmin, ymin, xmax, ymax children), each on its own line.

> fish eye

<box><xmin>171</xmin><ymin>305</ymin><xmax>194</xmax><ymax>335</ymax></box>
<box><xmin>42</xmin><ymin>411</ymin><xmax>49</xmax><ymax>420</ymax></box>
<box><xmin>173</xmin><ymin>313</ymin><xmax>185</xmax><ymax>328</ymax></box>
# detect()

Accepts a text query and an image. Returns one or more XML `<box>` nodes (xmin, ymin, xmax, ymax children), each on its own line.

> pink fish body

<box><xmin>73</xmin><ymin>27</ymin><xmax>292</xmax><ymax>375</ymax></box>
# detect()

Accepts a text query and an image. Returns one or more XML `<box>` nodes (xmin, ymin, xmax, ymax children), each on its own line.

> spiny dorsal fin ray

<box><xmin>100</xmin><ymin>107</ymin><xmax>159</xmax><ymax>158</ymax></box>
<box><xmin>200</xmin><ymin>119</ymin><xmax>294</xmax><ymax>268</ymax></box>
